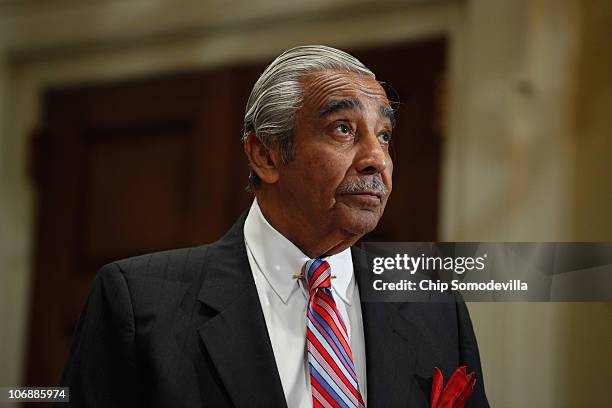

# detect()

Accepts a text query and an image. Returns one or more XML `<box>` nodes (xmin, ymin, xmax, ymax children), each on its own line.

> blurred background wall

<box><xmin>0</xmin><ymin>0</ymin><xmax>610</xmax><ymax>407</ymax></box>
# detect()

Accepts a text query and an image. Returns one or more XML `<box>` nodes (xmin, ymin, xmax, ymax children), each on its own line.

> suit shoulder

<box><xmin>104</xmin><ymin>245</ymin><xmax>210</xmax><ymax>283</ymax></box>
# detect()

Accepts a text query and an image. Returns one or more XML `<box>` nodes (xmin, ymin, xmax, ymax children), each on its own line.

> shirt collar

<box><xmin>243</xmin><ymin>199</ymin><xmax>355</xmax><ymax>305</ymax></box>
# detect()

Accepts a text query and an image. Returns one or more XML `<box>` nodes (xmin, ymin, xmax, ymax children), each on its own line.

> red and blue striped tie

<box><xmin>305</xmin><ymin>259</ymin><xmax>365</xmax><ymax>408</ymax></box>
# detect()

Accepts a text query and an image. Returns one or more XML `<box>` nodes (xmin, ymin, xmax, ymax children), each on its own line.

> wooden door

<box><xmin>25</xmin><ymin>37</ymin><xmax>446</xmax><ymax>396</ymax></box>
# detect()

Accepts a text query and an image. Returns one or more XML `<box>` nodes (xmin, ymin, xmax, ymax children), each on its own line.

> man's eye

<box><xmin>334</xmin><ymin>124</ymin><xmax>351</xmax><ymax>135</ymax></box>
<box><xmin>380</xmin><ymin>132</ymin><xmax>392</xmax><ymax>144</ymax></box>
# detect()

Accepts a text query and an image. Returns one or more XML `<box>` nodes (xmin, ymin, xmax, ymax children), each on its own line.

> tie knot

<box><xmin>304</xmin><ymin>259</ymin><xmax>331</xmax><ymax>292</ymax></box>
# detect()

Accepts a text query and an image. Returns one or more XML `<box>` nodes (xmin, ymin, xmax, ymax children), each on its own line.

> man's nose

<box><xmin>354</xmin><ymin>130</ymin><xmax>388</xmax><ymax>175</ymax></box>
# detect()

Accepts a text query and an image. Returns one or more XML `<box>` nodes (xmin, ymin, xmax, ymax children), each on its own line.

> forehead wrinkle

<box><xmin>301</xmin><ymin>70</ymin><xmax>388</xmax><ymax>114</ymax></box>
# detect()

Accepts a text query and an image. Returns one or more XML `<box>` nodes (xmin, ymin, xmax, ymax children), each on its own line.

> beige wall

<box><xmin>0</xmin><ymin>0</ymin><xmax>610</xmax><ymax>406</ymax></box>
<box><xmin>562</xmin><ymin>1</ymin><xmax>612</xmax><ymax>406</ymax></box>
<box><xmin>456</xmin><ymin>1</ymin><xmax>612</xmax><ymax>406</ymax></box>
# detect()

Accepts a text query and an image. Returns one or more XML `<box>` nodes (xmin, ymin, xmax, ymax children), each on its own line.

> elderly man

<box><xmin>61</xmin><ymin>45</ymin><xmax>488</xmax><ymax>407</ymax></box>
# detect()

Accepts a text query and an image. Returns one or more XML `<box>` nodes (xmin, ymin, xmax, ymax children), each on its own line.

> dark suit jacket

<box><xmin>61</xmin><ymin>212</ymin><xmax>489</xmax><ymax>407</ymax></box>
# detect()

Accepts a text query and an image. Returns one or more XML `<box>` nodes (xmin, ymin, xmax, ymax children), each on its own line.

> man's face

<box><xmin>274</xmin><ymin>70</ymin><xmax>394</xmax><ymax>242</ymax></box>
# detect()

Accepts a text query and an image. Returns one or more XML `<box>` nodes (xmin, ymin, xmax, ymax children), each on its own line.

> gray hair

<box><xmin>243</xmin><ymin>45</ymin><xmax>375</xmax><ymax>192</ymax></box>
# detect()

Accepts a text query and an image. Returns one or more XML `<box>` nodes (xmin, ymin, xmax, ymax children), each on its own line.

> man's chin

<box><xmin>335</xmin><ymin>206</ymin><xmax>383</xmax><ymax>236</ymax></box>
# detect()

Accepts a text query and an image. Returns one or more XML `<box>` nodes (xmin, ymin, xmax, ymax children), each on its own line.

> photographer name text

<box><xmin>372</xmin><ymin>279</ymin><xmax>528</xmax><ymax>292</ymax></box>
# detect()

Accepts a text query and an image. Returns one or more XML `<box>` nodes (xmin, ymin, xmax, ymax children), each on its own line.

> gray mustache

<box><xmin>338</xmin><ymin>178</ymin><xmax>388</xmax><ymax>195</ymax></box>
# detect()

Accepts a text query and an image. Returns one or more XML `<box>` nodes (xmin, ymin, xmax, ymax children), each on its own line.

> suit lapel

<box><xmin>193</xmin><ymin>217</ymin><xmax>429</xmax><ymax>407</ymax></box>
<box><xmin>196</xmin><ymin>213</ymin><xmax>288</xmax><ymax>408</ymax></box>
<box><xmin>352</xmin><ymin>246</ymin><xmax>427</xmax><ymax>407</ymax></box>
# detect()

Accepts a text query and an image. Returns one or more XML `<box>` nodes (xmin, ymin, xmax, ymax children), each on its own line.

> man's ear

<box><xmin>243</xmin><ymin>132</ymin><xmax>280</xmax><ymax>184</ymax></box>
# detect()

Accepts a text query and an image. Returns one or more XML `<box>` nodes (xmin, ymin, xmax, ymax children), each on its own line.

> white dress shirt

<box><xmin>244</xmin><ymin>199</ymin><xmax>367</xmax><ymax>408</ymax></box>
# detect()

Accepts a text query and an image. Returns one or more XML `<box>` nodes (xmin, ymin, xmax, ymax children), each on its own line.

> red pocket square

<box><xmin>430</xmin><ymin>366</ymin><xmax>476</xmax><ymax>408</ymax></box>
